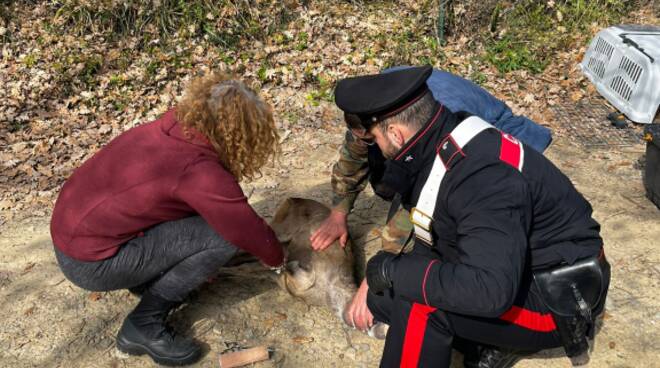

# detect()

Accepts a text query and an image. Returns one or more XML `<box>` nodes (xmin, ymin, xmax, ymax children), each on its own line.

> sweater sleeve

<box><xmin>174</xmin><ymin>159</ymin><xmax>284</xmax><ymax>267</ymax></box>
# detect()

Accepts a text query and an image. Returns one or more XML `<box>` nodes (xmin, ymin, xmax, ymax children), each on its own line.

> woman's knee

<box><xmin>54</xmin><ymin>246</ymin><xmax>151</xmax><ymax>292</ymax></box>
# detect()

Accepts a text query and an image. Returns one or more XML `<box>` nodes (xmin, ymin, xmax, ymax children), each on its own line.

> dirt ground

<box><xmin>1</xmin><ymin>124</ymin><xmax>659</xmax><ymax>368</ymax></box>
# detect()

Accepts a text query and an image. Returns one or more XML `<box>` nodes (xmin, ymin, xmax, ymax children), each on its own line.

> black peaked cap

<box><xmin>334</xmin><ymin>65</ymin><xmax>433</xmax><ymax>127</ymax></box>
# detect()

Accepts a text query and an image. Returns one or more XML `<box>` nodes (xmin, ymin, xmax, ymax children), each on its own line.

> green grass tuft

<box><xmin>485</xmin><ymin>36</ymin><xmax>546</xmax><ymax>74</ymax></box>
<box><xmin>50</xmin><ymin>0</ymin><xmax>296</xmax><ymax>48</ymax></box>
<box><xmin>484</xmin><ymin>0</ymin><xmax>631</xmax><ymax>74</ymax></box>
<box><xmin>23</xmin><ymin>53</ymin><xmax>38</xmax><ymax>68</ymax></box>
<box><xmin>305</xmin><ymin>73</ymin><xmax>334</xmax><ymax>106</ymax></box>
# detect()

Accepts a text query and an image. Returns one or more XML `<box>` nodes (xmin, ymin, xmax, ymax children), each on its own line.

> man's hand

<box><xmin>310</xmin><ymin>209</ymin><xmax>348</xmax><ymax>251</ymax></box>
<box><xmin>344</xmin><ymin>279</ymin><xmax>374</xmax><ymax>331</ymax></box>
<box><xmin>366</xmin><ymin>251</ymin><xmax>398</xmax><ymax>295</ymax></box>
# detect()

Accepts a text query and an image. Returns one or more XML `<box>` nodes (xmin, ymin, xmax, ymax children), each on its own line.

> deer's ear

<box><xmin>271</xmin><ymin>198</ymin><xmax>293</xmax><ymax>225</ymax></box>
<box><xmin>273</xmin><ymin>229</ymin><xmax>293</xmax><ymax>243</ymax></box>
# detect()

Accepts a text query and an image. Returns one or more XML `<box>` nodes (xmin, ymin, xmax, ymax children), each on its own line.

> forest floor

<box><xmin>1</xmin><ymin>1</ymin><xmax>659</xmax><ymax>367</ymax></box>
<box><xmin>2</xmin><ymin>125</ymin><xmax>660</xmax><ymax>368</ymax></box>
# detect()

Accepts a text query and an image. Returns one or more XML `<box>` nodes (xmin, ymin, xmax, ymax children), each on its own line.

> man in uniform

<box><xmin>310</xmin><ymin>66</ymin><xmax>554</xmax><ymax>333</ymax></box>
<box><xmin>332</xmin><ymin>66</ymin><xmax>610</xmax><ymax>367</ymax></box>
<box><xmin>311</xmin><ymin>66</ymin><xmax>552</xmax><ymax>248</ymax></box>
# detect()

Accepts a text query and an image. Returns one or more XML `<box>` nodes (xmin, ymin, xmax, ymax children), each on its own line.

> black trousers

<box><xmin>367</xmin><ymin>276</ymin><xmax>562</xmax><ymax>368</ymax></box>
<box><xmin>54</xmin><ymin>216</ymin><xmax>238</xmax><ymax>302</ymax></box>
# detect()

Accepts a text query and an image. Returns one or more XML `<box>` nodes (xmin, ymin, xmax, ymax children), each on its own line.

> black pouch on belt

<box><xmin>533</xmin><ymin>255</ymin><xmax>610</xmax><ymax>359</ymax></box>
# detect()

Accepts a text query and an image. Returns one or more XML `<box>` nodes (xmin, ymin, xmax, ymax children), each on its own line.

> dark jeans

<box><xmin>55</xmin><ymin>216</ymin><xmax>238</xmax><ymax>302</ymax></box>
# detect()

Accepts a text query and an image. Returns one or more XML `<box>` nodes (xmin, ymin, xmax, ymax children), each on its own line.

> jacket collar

<box><xmin>380</xmin><ymin>103</ymin><xmax>450</xmax><ymax>196</ymax></box>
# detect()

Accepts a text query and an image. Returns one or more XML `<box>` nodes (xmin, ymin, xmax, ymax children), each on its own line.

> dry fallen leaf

<box><xmin>11</xmin><ymin>143</ymin><xmax>28</xmax><ymax>153</ymax></box>
<box><xmin>569</xmin><ymin>91</ymin><xmax>583</xmax><ymax>102</ymax></box>
<box><xmin>98</xmin><ymin>124</ymin><xmax>112</xmax><ymax>135</ymax></box>
<box><xmin>24</xmin><ymin>306</ymin><xmax>35</xmax><ymax>316</ymax></box>
<box><xmin>21</xmin><ymin>262</ymin><xmax>36</xmax><ymax>275</ymax></box>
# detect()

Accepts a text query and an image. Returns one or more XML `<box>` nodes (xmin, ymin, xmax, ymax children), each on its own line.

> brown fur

<box><xmin>269</xmin><ymin>198</ymin><xmax>357</xmax><ymax>320</ymax></box>
<box><xmin>224</xmin><ymin>197</ymin><xmax>388</xmax><ymax>337</ymax></box>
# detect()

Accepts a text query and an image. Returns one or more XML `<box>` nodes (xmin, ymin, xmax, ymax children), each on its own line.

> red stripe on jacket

<box><xmin>499</xmin><ymin>132</ymin><xmax>522</xmax><ymax>169</ymax></box>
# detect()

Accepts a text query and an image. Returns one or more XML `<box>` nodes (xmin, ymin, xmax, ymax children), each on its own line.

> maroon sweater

<box><xmin>50</xmin><ymin>109</ymin><xmax>284</xmax><ymax>266</ymax></box>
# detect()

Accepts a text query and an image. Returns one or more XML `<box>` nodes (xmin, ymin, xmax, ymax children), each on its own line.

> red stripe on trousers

<box><xmin>400</xmin><ymin>303</ymin><xmax>437</xmax><ymax>368</ymax></box>
<box><xmin>499</xmin><ymin>133</ymin><xmax>521</xmax><ymax>169</ymax></box>
<box><xmin>499</xmin><ymin>305</ymin><xmax>557</xmax><ymax>332</ymax></box>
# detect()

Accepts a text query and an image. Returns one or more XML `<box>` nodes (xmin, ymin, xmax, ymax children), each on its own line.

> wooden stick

<box><xmin>219</xmin><ymin>346</ymin><xmax>270</xmax><ymax>368</ymax></box>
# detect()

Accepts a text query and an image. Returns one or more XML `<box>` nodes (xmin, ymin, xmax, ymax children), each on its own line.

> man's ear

<box><xmin>387</xmin><ymin>124</ymin><xmax>406</xmax><ymax>147</ymax></box>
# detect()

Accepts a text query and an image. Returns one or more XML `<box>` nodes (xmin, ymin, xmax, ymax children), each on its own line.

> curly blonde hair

<box><xmin>176</xmin><ymin>72</ymin><xmax>279</xmax><ymax>181</ymax></box>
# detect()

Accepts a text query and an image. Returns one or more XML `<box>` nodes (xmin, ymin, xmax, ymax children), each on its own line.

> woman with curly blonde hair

<box><xmin>50</xmin><ymin>72</ymin><xmax>285</xmax><ymax>366</ymax></box>
<box><xmin>177</xmin><ymin>72</ymin><xmax>280</xmax><ymax>181</ymax></box>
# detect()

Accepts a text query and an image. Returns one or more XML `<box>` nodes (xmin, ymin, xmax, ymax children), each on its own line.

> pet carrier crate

<box><xmin>580</xmin><ymin>25</ymin><xmax>660</xmax><ymax>124</ymax></box>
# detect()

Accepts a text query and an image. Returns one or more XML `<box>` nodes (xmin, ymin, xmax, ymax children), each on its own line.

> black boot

<box><xmin>116</xmin><ymin>291</ymin><xmax>202</xmax><ymax>366</ymax></box>
<box><xmin>463</xmin><ymin>344</ymin><xmax>533</xmax><ymax>368</ymax></box>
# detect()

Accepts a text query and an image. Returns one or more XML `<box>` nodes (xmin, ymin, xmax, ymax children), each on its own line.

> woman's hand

<box><xmin>344</xmin><ymin>279</ymin><xmax>374</xmax><ymax>331</ymax></box>
<box><xmin>260</xmin><ymin>246</ymin><xmax>287</xmax><ymax>272</ymax></box>
<box><xmin>310</xmin><ymin>209</ymin><xmax>348</xmax><ymax>251</ymax></box>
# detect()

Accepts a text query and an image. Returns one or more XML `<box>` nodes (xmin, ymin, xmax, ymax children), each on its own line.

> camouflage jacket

<box><xmin>331</xmin><ymin>130</ymin><xmax>370</xmax><ymax>213</ymax></box>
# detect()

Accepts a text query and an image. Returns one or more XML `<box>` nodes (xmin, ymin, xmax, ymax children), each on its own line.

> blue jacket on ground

<box><xmin>384</xmin><ymin>66</ymin><xmax>552</xmax><ymax>152</ymax></box>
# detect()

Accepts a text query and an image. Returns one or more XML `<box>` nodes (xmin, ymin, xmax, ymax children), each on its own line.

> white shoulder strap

<box><xmin>411</xmin><ymin>116</ymin><xmax>493</xmax><ymax>244</ymax></box>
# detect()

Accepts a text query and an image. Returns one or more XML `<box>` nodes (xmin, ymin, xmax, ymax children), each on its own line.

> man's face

<box><xmin>369</xmin><ymin>125</ymin><xmax>401</xmax><ymax>160</ymax></box>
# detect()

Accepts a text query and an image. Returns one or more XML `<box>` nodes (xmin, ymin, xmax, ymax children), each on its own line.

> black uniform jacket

<box><xmin>380</xmin><ymin>104</ymin><xmax>603</xmax><ymax>318</ymax></box>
